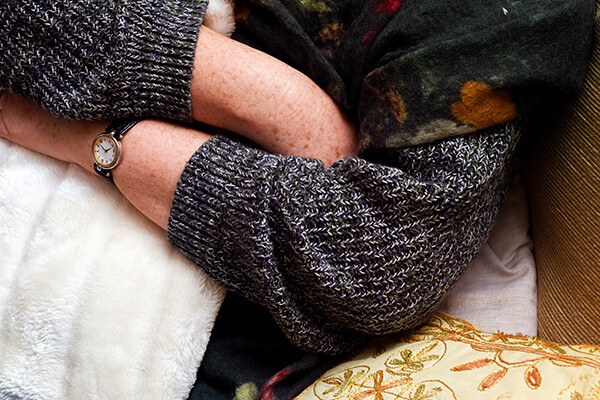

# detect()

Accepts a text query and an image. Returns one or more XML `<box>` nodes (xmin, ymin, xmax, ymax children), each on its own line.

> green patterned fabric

<box><xmin>233</xmin><ymin>0</ymin><xmax>594</xmax><ymax>148</ymax></box>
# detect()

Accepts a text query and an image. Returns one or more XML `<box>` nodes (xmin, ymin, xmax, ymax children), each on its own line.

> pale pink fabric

<box><xmin>437</xmin><ymin>174</ymin><xmax>537</xmax><ymax>336</ymax></box>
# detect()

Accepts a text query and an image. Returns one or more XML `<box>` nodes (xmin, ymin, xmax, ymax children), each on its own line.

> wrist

<box><xmin>74</xmin><ymin>121</ymin><xmax>109</xmax><ymax>173</ymax></box>
<box><xmin>91</xmin><ymin>120</ymin><xmax>142</xmax><ymax>182</ymax></box>
<box><xmin>107</xmin><ymin>119</ymin><xmax>212</xmax><ymax>229</ymax></box>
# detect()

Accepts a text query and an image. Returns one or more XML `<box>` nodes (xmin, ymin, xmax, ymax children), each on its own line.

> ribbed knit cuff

<box><xmin>114</xmin><ymin>0</ymin><xmax>209</xmax><ymax>121</ymax></box>
<box><xmin>166</xmin><ymin>135</ymin><xmax>362</xmax><ymax>354</ymax></box>
<box><xmin>167</xmin><ymin>135</ymin><xmax>270</xmax><ymax>288</ymax></box>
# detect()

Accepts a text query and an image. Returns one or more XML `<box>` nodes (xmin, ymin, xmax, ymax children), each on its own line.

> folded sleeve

<box><xmin>167</xmin><ymin>121</ymin><xmax>523</xmax><ymax>354</ymax></box>
<box><xmin>0</xmin><ymin>0</ymin><xmax>208</xmax><ymax>120</ymax></box>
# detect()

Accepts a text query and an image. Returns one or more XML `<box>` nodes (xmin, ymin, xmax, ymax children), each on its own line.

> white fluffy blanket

<box><xmin>0</xmin><ymin>3</ymin><xmax>234</xmax><ymax>399</ymax></box>
<box><xmin>0</xmin><ymin>137</ymin><xmax>226</xmax><ymax>399</ymax></box>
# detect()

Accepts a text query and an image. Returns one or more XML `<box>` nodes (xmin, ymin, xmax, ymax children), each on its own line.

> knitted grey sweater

<box><xmin>1</xmin><ymin>0</ymin><xmax>208</xmax><ymax>120</ymax></box>
<box><xmin>167</xmin><ymin>125</ymin><xmax>522</xmax><ymax>354</ymax></box>
<box><xmin>0</xmin><ymin>0</ymin><xmax>593</xmax><ymax>354</ymax></box>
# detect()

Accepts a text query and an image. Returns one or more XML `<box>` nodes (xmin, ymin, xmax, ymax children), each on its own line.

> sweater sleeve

<box><xmin>167</xmin><ymin>121</ymin><xmax>523</xmax><ymax>354</ymax></box>
<box><xmin>0</xmin><ymin>0</ymin><xmax>207</xmax><ymax>121</ymax></box>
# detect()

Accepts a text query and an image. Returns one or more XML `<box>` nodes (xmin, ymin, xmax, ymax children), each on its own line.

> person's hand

<box><xmin>0</xmin><ymin>91</ymin><xmax>106</xmax><ymax>172</ymax></box>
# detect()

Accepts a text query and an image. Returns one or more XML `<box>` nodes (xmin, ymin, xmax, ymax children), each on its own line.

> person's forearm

<box><xmin>0</xmin><ymin>92</ymin><xmax>523</xmax><ymax>354</ymax></box>
<box><xmin>2</xmin><ymin>0</ymin><xmax>356</xmax><ymax>166</ymax></box>
<box><xmin>167</xmin><ymin>122</ymin><xmax>524</xmax><ymax>353</ymax></box>
<box><xmin>191</xmin><ymin>27</ymin><xmax>357</xmax><ymax>166</ymax></box>
<box><xmin>0</xmin><ymin>92</ymin><xmax>208</xmax><ymax>230</ymax></box>
<box><xmin>80</xmin><ymin>120</ymin><xmax>211</xmax><ymax>230</ymax></box>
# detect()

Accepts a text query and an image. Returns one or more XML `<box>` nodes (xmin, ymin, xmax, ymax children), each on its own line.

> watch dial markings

<box><xmin>95</xmin><ymin>137</ymin><xmax>117</xmax><ymax>166</ymax></box>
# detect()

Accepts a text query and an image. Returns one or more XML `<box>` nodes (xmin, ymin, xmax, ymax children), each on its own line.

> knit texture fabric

<box><xmin>0</xmin><ymin>0</ymin><xmax>594</xmax><ymax>355</ymax></box>
<box><xmin>168</xmin><ymin>121</ymin><xmax>523</xmax><ymax>354</ymax></box>
<box><xmin>0</xmin><ymin>0</ymin><xmax>208</xmax><ymax>120</ymax></box>
<box><xmin>165</xmin><ymin>0</ymin><xmax>593</xmax><ymax>354</ymax></box>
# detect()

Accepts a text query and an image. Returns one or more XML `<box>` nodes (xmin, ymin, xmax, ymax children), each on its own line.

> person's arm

<box><xmin>1</xmin><ymin>2</ymin><xmax>357</xmax><ymax>166</ymax></box>
<box><xmin>0</xmin><ymin>93</ymin><xmax>209</xmax><ymax>229</ymax></box>
<box><xmin>166</xmin><ymin>126</ymin><xmax>523</xmax><ymax>354</ymax></box>
<box><xmin>0</xmin><ymin>92</ymin><xmax>523</xmax><ymax>354</ymax></box>
<box><xmin>0</xmin><ymin>0</ymin><xmax>207</xmax><ymax>120</ymax></box>
<box><xmin>190</xmin><ymin>27</ymin><xmax>358</xmax><ymax>165</ymax></box>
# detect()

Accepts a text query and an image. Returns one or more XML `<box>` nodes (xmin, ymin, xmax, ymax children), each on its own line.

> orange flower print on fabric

<box><xmin>386</xmin><ymin>90</ymin><xmax>407</xmax><ymax>123</ymax></box>
<box><xmin>451</xmin><ymin>81</ymin><xmax>517</xmax><ymax>130</ymax></box>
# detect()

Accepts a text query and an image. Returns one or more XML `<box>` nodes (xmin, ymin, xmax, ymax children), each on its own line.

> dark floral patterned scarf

<box><xmin>232</xmin><ymin>0</ymin><xmax>594</xmax><ymax>151</ymax></box>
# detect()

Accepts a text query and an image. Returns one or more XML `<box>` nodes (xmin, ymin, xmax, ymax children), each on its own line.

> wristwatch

<box><xmin>92</xmin><ymin>119</ymin><xmax>140</xmax><ymax>182</ymax></box>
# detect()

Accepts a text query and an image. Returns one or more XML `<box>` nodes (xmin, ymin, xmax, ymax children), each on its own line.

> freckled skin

<box><xmin>191</xmin><ymin>27</ymin><xmax>358</xmax><ymax>166</ymax></box>
<box><xmin>0</xmin><ymin>26</ymin><xmax>357</xmax><ymax>231</ymax></box>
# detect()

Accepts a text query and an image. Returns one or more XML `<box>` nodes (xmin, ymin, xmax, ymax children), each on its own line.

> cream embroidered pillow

<box><xmin>296</xmin><ymin>313</ymin><xmax>600</xmax><ymax>399</ymax></box>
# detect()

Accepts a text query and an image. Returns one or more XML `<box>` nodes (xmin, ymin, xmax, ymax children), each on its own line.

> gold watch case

<box><xmin>92</xmin><ymin>132</ymin><xmax>121</xmax><ymax>170</ymax></box>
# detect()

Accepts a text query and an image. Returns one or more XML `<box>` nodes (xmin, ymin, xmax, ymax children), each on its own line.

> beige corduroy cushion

<box><xmin>524</xmin><ymin>4</ymin><xmax>600</xmax><ymax>345</ymax></box>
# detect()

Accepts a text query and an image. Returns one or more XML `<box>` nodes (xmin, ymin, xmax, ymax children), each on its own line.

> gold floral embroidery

<box><xmin>296</xmin><ymin>313</ymin><xmax>600</xmax><ymax>400</ymax></box>
<box><xmin>385</xmin><ymin>341</ymin><xmax>445</xmax><ymax>376</ymax></box>
<box><xmin>312</xmin><ymin>366</ymin><xmax>370</xmax><ymax>399</ymax></box>
<box><xmin>352</xmin><ymin>370</ymin><xmax>411</xmax><ymax>399</ymax></box>
<box><xmin>321</xmin><ymin>368</ymin><xmax>369</xmax><ymax>397</ymax></box>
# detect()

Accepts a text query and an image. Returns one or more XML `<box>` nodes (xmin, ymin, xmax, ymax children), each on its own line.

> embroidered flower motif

<box><xmin>314</xmin><ymin>366</ymin><xmax>369</xmax><ymax>399</ymax></box>
<box><xmin>450</xmin><ymin>358</ymin><xmax>495</xmax><ymax>372</ymax></box>
<box><xmin>353</xmin><ymin>370</ymin><xmax>411</xmax><ymax>399</ymax></box>
<box><xmin>478</xmin><ymin>368</ymin><xmax>508</xmax><ymax>391</ymax></box>
<box><xmin>524</xmin><ymin>365</ymin><xmax>542</xmax><ymax>389</ymax></box>
<box><xmin>406</xmin><ymin>383</ymin><xmax>443</xmax><ymax>400</ymax></box>
<box><xmin>298</xmin><ymin>314</ymin><xmax>600</xmax><ymax>400</ymax></box>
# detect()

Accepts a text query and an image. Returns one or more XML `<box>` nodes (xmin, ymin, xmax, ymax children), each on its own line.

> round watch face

<box><xmin>93</xmin><ymin>135</ymin><xmax>120</xmax><ymax>168</ymax></box>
